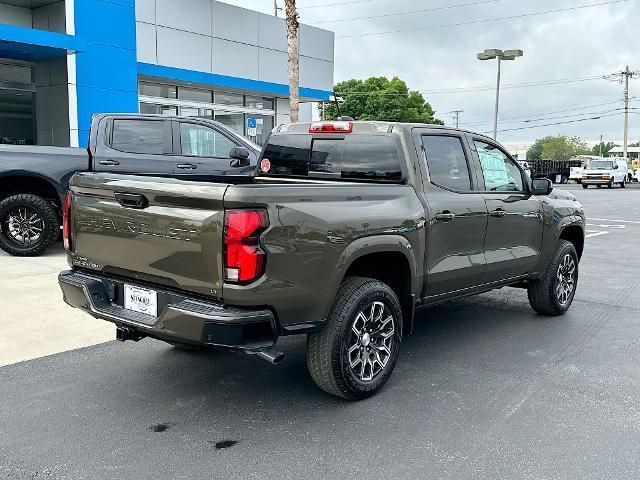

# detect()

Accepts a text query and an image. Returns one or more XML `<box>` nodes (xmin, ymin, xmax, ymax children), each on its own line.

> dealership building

<box><xmin>0</xmin><ymin>0</ymin><xmax>334</xmax><ymax>147</ymax></box>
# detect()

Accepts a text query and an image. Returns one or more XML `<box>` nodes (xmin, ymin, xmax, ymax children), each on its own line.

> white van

<box><xmin>581</xmin><ymin>158</ymin><xmax>628</xmax><ymax>188</ymax></box>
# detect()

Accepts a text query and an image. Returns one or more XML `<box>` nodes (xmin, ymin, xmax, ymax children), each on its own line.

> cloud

<box><xmin>223</xmin><ymin>0</ymin><xmax>640</xmax><ymax>148</ymax></box>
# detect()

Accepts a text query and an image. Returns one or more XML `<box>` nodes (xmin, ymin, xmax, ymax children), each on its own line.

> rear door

<box><xmin>92</xmin><ymin>117</ymin><xmax>174</xmax><ymax>175</ymax></box>
<box><xmin>471</xmin><ymin>137</ymin><xmax>544</xmax><ymax>283</ymax></box>
<box><xmin>415</xmin><ymin>129</ymin><xmax>488</xmax><ymax>297</ymax></box>
<box><xmin>172</xmin><ymin>119</ymin><xmax>257</xmax><ymax>179</ymax></box>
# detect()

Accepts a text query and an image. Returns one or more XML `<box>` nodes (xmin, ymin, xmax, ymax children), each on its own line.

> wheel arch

<box><xmin>559</xmin><ymin>224</ymin><xmax>584</xmax><ymax>260</ymax></box>
<box><xmin>329</xmin><ymin>236</ymin><xmax>420</xmax><ymax>336</ymax></box>
<box><xmin>0</xmin><ymin>171</ymin><xmax>64</xmax><ymax>209</ymax></box>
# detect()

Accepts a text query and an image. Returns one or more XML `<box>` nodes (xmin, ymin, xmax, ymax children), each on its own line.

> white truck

<box><xmin>581</xmin><ymin>158</ymin><xmax>628</xmax><ymax>189</ymax></box>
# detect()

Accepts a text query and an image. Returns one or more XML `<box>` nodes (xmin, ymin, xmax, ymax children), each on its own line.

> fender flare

<box><xmin>323</xmin><ymin>234</ymin><xmax>421</xmax><ymax>334</ymax></box>
<box><xmin>0</xmin><ymin>170</ymin><xmax>66</xmax><ymax>202</ymax></box>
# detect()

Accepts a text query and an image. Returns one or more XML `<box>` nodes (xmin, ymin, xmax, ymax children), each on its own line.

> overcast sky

<box><xmin>223</xmin><ymin>0</ymin><xmax>639</xmax><ymax>151</ymax></box>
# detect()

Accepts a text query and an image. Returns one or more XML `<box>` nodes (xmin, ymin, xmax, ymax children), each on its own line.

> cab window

<box><xmin>475</xmin><ymin>140</ymin><xmax>524</xmax><ymax>192</ymax></box>
<box><xmin>421</xmin><ymin>135</ymin><xmax>473</xmax><ymax>191</ymax></box>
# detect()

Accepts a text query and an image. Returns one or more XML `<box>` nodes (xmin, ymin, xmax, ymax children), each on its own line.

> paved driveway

<box><xmin>1</xmin><ymin>184</ymin><xmax>640</xmax><ymax>479</ymax></box>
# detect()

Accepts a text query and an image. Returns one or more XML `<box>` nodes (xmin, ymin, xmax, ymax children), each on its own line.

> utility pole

<box><xmin>450</xmin><ymin>110</ymin><xmax>463</xmax><ymax>128</ymax></box>
<box><xmin>605</xmin><ymin>66</ymin><xmax>638</xmax><ymax>163</ymax></box>
<box><xmin>599</xmin><ymin>134</ymin><xmax>603</xmax><ymax>157</ymax></box>
<box><xmin>284</xmin><ymin>0</ymin><xmax>299</xmax><ymax>123</ymax></box>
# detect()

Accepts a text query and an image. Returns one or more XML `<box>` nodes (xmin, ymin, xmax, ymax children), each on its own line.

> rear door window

<box><xmin>421</xmin><ymin>135</ymin><xmax>473</xmax><ymax>191</ymax></box>
<box><xmin>260</xmin><ymin>134</ymin><xmax>403</xmax><ymax>182</ymax></box>
<box><xmin>179</xmin><ymin>122</ymin><xmax>236</xmax><ymax>158</ymax></box>
<box><xmin>111</xmin><ymin>119</ymin><xmax>165</xmax><ymax>155</ymax></box>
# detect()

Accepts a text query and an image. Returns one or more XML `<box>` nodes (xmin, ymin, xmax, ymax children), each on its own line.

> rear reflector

<box><xmin>63</xmin><ymin>191</ymin><xmax>72</xmax><ymax>251</ymax></box>
<box><xmin>309</xmin><ymin>121</ymin><xmax>353</xmax><ymax>133</ymax></box>
<box><xmin>223</xmin><ymin>209</ymin><xmax>268</xmax><ymax>284</ymax></box>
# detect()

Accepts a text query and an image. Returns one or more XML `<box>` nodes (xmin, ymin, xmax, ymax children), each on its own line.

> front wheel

<box><xmin>527</xmin><ymin>240</ymin><xmax>578</xmax><ymax>316</ymax></box>
<box><xmin>582</xmin><ymin>184</ymin><xmax>588</xmax><ymax>189</ymax></box>
<box><xmin>0</xmin><ymin>194</ymin><xmax>59</xmax><ymax>257</ymax></box>
<box><xmin>306</xmin><ymin>277</ymin><xmax>403</xmax><ymax>400</ymax></box>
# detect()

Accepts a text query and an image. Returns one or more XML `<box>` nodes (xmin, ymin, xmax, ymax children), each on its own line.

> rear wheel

<box><xmin>0</xmin><ymin>194</ymin><xmax>59</xmax><ymax>257</ymax></box>
<box><xmin>621</xmin><ymin>178</ymin><xmax>626</xmax><ymax>188</ymax></box>
<box><xmin>582</xmin><ymin>184</ymin><xmax>588</xmax><ymax>189</ymax></box>
<box><xmin>527</xmin><ymin>240</ymin><xmax>578</xmax><ymax>316</ymax></box>
<box><xmin>306</xmin><ymin>276</ymin><xmax>402</xmax><ymax>400</ymax></box>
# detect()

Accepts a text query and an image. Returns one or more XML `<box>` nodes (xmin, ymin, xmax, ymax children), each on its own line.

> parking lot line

<box><xmin>585</xmin><ymin>231</ymin><xmax>609</xmax><ymax>238</ymax></box>
<box><xmin>588</xmin><ymin>217</ymin><xmax>640</xmax><ymax>224</ymax></box>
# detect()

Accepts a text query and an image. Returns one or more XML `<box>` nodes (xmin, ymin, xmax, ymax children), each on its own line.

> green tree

<box><xmin>320</xmin><ymin>77</ymin><xmax>443</xmax><ymax>124</ymax></box>
<box><xmin>527</xmin><ymin>135</ymin><xmax>588</xmax><ymax>161</ymax></box>
<box><xmin>526</xmin><ymin>137</ymin><xmax>548</xmax><ymax>162</ymax></box>
<box><xmin>591</xmin><ymin>141</ymin><xmax>616</xmax><ymax>157</ymax></box>
<box><xmin>541</xmin><ymin>136</ymin><xmax>588</xmax><ymax>160</ymax></box>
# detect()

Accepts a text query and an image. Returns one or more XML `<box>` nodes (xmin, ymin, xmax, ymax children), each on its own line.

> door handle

<box><xmin>98</xmin><ymin>159</ymin><xmax>120</xmax><ymax>166</ymax></box>
<box><xmin>176</xmin><ymin>163</ymin><xmax>197</xmax><ymax>170</ymax></box>
<box><xmin>491</xmin><ymin>208</ymin><xmax>507</xmax><ymax>218</ymax></box>
<box><xmin>114</xmin><ymin>192</ymin><xmax>148</xmax><ymax>209</ymax></box>
<box><xmin>435</xmin><ymin>212</ymin><xmax>456</xmax><ymax>222</ymax></box>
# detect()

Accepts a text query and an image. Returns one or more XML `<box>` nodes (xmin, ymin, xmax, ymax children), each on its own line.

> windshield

<box><xmin>587</xmin><ymin>160</ymin><xmax>613</xmax><ymax>170</ymax></box>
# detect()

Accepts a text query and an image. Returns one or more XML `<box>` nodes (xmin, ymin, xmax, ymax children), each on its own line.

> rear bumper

<box><xmin>58</xmin><ymin>270</ymin><xmax>277</xmax><ymax>351</ymax></box>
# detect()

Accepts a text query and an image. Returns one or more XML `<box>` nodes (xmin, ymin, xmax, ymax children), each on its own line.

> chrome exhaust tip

<box><xmin>255</xmin><ymin>348</ymin><xmax>286</xmax><ymax>365</ymax></box>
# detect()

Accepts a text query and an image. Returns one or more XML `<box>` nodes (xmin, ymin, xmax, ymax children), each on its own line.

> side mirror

<box><xmin>229</xmin><ymin>146</ymin><xmax>250</xmax><ymax>167</ymax></box>
<box><xmin>614</xmin><ymin>164</ymin><xmax>619</xmax><ymax>169</ymax></box>
<box><xmin>532</xmin><ymin>178</ymin><xmax>553</xmax><ymax>196</ymax></box>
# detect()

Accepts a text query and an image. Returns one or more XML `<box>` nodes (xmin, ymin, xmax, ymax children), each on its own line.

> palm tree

<box><xmin>284</xmin><ymin>0</ymin><xmax>299</xmax><ymax>122</ymax></box>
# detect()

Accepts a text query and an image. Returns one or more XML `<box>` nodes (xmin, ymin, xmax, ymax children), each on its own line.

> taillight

<box><xmin>223</xmin><ymin>209</ymin><xmax>268</xmax><ymax>284</ymax></box>
<box><xmin>63</xmin><ymin>191</ymin><xmax>73</xmax><ymax>251</ymax></box>
<box><xmin>309</xmin><ymin>121</ymin><xmax>353</xmax><ymax>133</ymax></box>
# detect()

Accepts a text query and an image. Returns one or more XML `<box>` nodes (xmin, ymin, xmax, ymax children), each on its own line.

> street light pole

<box><xmin>493</xmin><ymin>56</ymin><xmax>501</xmax><ymax>140</ymax></box>
<box><xmin>477</xmin><ymin>48</ymin><xmax>523</xmax><ymax>140</ymax></box>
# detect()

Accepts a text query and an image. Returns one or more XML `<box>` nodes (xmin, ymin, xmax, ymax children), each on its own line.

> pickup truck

<box><xmin>0</xmin><ymin>114</ymin><xmax>259</xmax><ymax>256</ymax></box>
<box><xmin>58</xmin><ymin>121</ymin><xmax>586</xmax><ymax>400</ymax></box>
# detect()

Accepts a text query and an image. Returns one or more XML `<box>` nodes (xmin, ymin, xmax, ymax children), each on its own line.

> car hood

<box><xmin>583</xmin><ymin>169</ymin><xmax>612</xmax><ymax>175</ymax></box>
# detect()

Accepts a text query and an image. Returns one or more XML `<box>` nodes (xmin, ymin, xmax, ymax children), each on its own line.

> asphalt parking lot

<box><xmin>2</xmin><ymin>183</ymin><xmax>640</xmax><ymax>479</ymax></box>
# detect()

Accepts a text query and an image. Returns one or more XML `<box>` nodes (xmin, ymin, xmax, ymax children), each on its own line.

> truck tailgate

<box><xmin>69</xmin><ymin>173</ymin><xmax>228</xmax><ymax>297</ymax></box>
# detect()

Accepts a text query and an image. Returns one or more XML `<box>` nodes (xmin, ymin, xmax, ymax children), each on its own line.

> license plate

<box><xmin>124</xmin><ymin>284</ymin><xmax>158</xmax><ymax>318</ymax></box>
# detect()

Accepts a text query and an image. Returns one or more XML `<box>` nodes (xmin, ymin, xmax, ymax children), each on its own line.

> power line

<box><xmin>333</xmin><ymin>75</ymin><xmax>604</xmax><ymax>98</ymax></box>
<box><xmin>337</xmin><ymin>0</ymin><xmax>628</xmax><ymax>38</ymax></box>
<box><xmin>309</xmin><ymin>0</ymin><xmax>499</xmax><ymax>24</ymax></box>
<box><xmin>420</xmin><ymin>76</ymin><xmax>602</xmax><ymax>94</ymax></box>
<box><xmin>461</xmin><ymin>98</ymin><xmax>626</xmax><ymax>120</ymax></box>
<box><xmin>462</xmin><ymin>102</ymin><xmax>627</xmax><ymax>127</ymax></box>
<box><xmin>486</xmin><ymin>111</ymin><xmax>622</xmax><ymax>134</ymax></box>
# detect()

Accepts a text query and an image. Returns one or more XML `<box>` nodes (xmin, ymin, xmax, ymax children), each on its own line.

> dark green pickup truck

<box><xmin>58</xmin><ymin>121</ymin><xmax>585</xmax><ymax>399</ymax></box>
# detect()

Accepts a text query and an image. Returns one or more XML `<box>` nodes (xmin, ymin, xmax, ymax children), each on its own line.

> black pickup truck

<box><xmin>0</xmin><ymin>114</ymin><xmax>259</xmax><ymax>256</ymax></box>
<box><xmin>59</xmin><ymin>121</ymin><xmax>586</xmax><ymax>400</ymax></box>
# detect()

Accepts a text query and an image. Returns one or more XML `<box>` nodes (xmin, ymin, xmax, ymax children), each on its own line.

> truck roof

<box><xmin>273</xmin><ymin>120</ymin><xmax>496</xmax><ymax>142</ymax></box>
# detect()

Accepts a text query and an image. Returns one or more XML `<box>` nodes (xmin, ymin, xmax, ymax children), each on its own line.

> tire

<box><xmin>527</xmin><ymin>240</ymin><xmax>578</xmax><ymax>316</ymax></box>
<box><xmin>306</xmin><ymin>276</ymin><xmax>403</xmax><ymax>400</ymax></box>
<box><xmin>621</xmin><ymin>178</ymin><xmax>626</xmax><ymax>188</ymax></box>
<box><xmin>582</xmin><ymin>184</ymin><xmax>588</xmax><ymax>189</ymax></box>
<box><xmin>0</xmin><ymin>194</ymin><xmax>59</xmax><ymax>257</ymax></box>
<box><xmin>597</xmin><ymin>184</ymin><xmax>601</xmax><ymax>188</ymax></box>
<box><xmin>607</xmin><ymin>180</ymin><xmax>613</xmax><ymax>188</ymax></box>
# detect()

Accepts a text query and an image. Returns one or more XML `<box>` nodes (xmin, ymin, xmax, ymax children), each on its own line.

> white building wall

<box><xmin>134</xmin><ymin>0</ymin><xmax>334</xmax><ymax>96</ymax></box>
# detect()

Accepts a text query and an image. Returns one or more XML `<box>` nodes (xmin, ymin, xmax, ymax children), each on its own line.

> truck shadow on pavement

<box><xmin>88</xmin><ymin>287</ymin><xmax>566</xmax><ymax>415</ymax></box>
